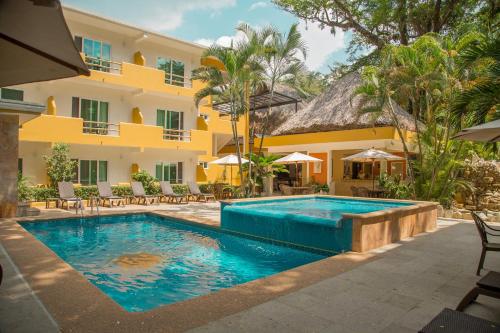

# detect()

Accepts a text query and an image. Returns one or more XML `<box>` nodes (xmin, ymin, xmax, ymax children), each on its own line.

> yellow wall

<box><xmin>256</xmin><ymin>127</ymin><xmax>414</xmax><ymax>147</ymax></box>
<box><xmin>20</xmin><ymin>115</ymin><xmax>211</xmax><ymax>153</ymax></box>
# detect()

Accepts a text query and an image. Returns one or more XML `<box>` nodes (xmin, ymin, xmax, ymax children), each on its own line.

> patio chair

<box><xmin>456</xmin><ymin>270</ymin><xmax>500</xmax><ymax>311</ymax></box>
<box><xmin>357</xmin><ymin>187</ymin><xmax>370</xmax><ymax>198</ymax></box>
<box><xmin>131</xmin><ymin>181</ymin><xmax>158</xmax><ymax>205</ymax></box>
<box><xmin>57</xmin><ymin>182</ymin><xmax>83</xmax><ymax>212</ymax></box>
<box><xmin>350</xmin><ymin>186</ymin><xmax>359</xmax><ymax>197</ymax></box>
<box><xmin>419</xmin><ymin>308</ymin><xmax>500</xmax><ymax>333</ymax></box>
<box><xmin>279</xmin><ymin>184</ymin><xmax>293</xmax><ymax>196</ymax></box>
<box><xmin>159</xmin><ymin>181</ymin><xmax>188</xmax><ymax>204</ymax></box>
<box><xmin>472</xmin><ymin>211</ymin><xmax>500</xmax><ymax>276</ymax></box>
<box><xmin>187</xmin><ymin>181</ymin><xmax>216</xmax><ymax>202</ymax></box>
<box><xmin>97</xmin><ymin>182</ymin><xmax>125</xmax><ymax>207</ymax></box>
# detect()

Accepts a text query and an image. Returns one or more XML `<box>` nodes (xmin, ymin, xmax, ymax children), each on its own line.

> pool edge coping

<box><xmin>0</xmin><ymin>209</ymin><xmax>377</xmax><ymax>333</ymax></box>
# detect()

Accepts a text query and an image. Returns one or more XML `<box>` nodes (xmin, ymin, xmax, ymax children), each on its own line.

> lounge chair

<box><xmin>187</xmin><ymin>181</ymin><xmax>216</xmax><ymax>202</ymax></box>
<box><xmin>456</xmin><ymin>270</ymin><xmax>500</xmax><ymax>311</ymax></box>
<box><xmin>97</xmin><ymin>182</ymin><xmax>125</xmax><ymax>207</ymax></box>
<box><xmin>131</xmin><ymin>181</ymin><xmax>158</xmax><ymax>205</ymax></box>
<box><xmin>357</xmin><ymin>186</ymin><xmax>370</xmax><ymax>197</ymax></box>
<box><xmin>472</xmin><ymin>211</ymin><xmax>500</xmax><ymax>276</ymax></box>
<box><xmin>57</xmin><ymin>182</ymin><xmax>84</xmax><ymax>212</ymax></box>
<box><xmin>419</xmin><ymin>308</ymin><xmax>500</xmax><ymax>333</ymax></box>
<box><xmin>159</xmin><ymin>181</ymin><xmax>188</xmax><ymax>204</ymax></box>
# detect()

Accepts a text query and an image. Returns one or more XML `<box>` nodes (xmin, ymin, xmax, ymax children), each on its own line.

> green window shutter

<box><xmin>1</xmin><ymin>88</ymin><xmax>24</xmax><ymax>101</ymax></box>
<box><xmin>71</xmin><ymin>159</ymin><xmax>79</xmax><ymax>183</ymax></box>
<box><xmin>99</xmin><ymin>102</ymin><xmax>108</xmax><ymax>123</ymax></box>
<box><xmin>169</xmin><ymin>163</ymin><xmax>177</xmax><ymax>184</ymax></box>
<box><xmin>98</xmin><ymin>161</ymin><xmax>108</xmax><ymax>182</ymax></box>
<box><xmin>180</xmin><ymin>112</ymin><xmax>184</xmax><ymax>130</ymax></box>
<box><xmin>177</xmin><ymin>162</ymin><xmax>183</xmax><ymax>183</ymax></box>
<box><xmin>156</xmin><ymin>109</ymin><xmax>165</xmax><ymax>128</ymax></box>
<box><xmin>155</xmin><ymin>163</ymin><xmax>163</xmax><ymax>180</ymax></box>
<box><xmin>80</xmin><ymin>160</ymin><xmax>89</xmax><ymax>185</ymax></box>
<box><xmin>71</xmin><ymin>97</ymin><xmax>80</xmax><ymax>118</ymax></box>
<box><xmin>163</xmin><ymin>164</ymin><xmax>170</xmax><ymax>182</ymax></box>
<box><xmin>90</xmin><ymin>160</ymin><xmax>97</xmax><ymax>185</ymax></box>
<box><xmin>80</xmin><ymin>99</ymin><xmax>90</xmax><ymax>120</ymax></box>
<box><xmin>18</xmin><ymin>158</ymin><xmax>23</xmax><ymax>175</ymax></box>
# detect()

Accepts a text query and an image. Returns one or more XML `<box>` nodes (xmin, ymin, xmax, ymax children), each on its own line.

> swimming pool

<box><xmin>221</xmin><ymin>196</ymin><xmax>416</xmax><ymax>253</ymax></box>
<box><xmin>21</xmin><ymin>213</ymin><xmax>325</xmax><ymax>312</ymax></box>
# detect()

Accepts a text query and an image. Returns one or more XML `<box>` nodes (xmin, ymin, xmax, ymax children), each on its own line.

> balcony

<box><xmin>81</xmin><ymin>58</ymin><xmax>197</xmax><ymax>97</ymax></box>
<box><xmin>20</xmin><ymin>115</ymin><xmax>211</xmax><ymax>153</ymax></box>
<box><xmin>82</xmin><ymin>120</ymin><xmax>119</xmax><ymax>136</ymax></box>
<box><xmin>163</xmin><ymin>128</ymin><xmax>191</xmax><ymax>141</ymax></box>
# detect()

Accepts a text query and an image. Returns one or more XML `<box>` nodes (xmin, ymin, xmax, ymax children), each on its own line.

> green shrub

<box><xmin>43</xmin><ymin>143</ymin><xmax>77</xmax><ymax>188</ymax></box>
<box><xmin>17</xmin><ymin>174</ymin><xmax>33</xmax><ymax>202</ymax></box>
<box><xmin>30</xmin><ymin>187</ymin><xmax>58</xmax><ymax>201</ymax></box>
<box><xmin>111</xmin><ymin>185</ymin><xmax>133</xmax><ymax>197</ymax></box>
<box><xmin>74</xmin><ymin>186</ymin><xmax>99</xmax><ymax>199</ymax></box>
<box><xmin>131</xmin><ymin>170</ymin><xmax>157</xmax><ymax>194</ymax></box>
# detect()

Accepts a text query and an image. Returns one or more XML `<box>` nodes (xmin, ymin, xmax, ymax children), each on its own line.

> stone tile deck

<box><xmin>1</xmin><ymin>204</ymin><xmax>500</xmax><ymax>332</ymax></box>
<box><xmin>188</xmin><ymin>220</ymin><xmax>500</xmax><ymax>333</ymax></box>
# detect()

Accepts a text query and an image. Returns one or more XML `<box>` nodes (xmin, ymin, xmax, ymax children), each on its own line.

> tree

<box><xmin>355</xmin><ymin>33</ymin><xmax>491</xmax><ymax>205</ymax></box>
<box><xmin>451</xmin><ymin>33</ymin><xmax>500</xmax><ymax>127</ymax></box>
<box><xmin>43</xmin><ymin>143</ymin><xmax>77</xmax><ymax>187</ymax></box>
<box><xmin>273</xmin><ymin>0</ymin><xmax>492</xmax><ymax>59</ymax></box>
<box><xmin>192</xmin><ymin>41</ymin><xmax>261</xmax><ymax>187</ymax></box>
<box><xmin>238</xmin><ymin>23</ymin><xmax>307</xmax><ymax>157</ymax></box>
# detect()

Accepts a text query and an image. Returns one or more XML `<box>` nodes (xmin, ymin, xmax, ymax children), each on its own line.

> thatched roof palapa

<box><xmin>272</xmin><ymin>72</ymin><xmax>417</xmax><ymax>136</ymax></box>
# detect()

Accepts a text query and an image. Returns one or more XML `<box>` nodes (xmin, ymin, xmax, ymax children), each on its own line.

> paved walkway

<box><xmin>0</xmin><ymin>242</ymin><xmax>58</xmax><ymax>333</ymax></box>
<box><xmin>188</xmin><ymin>220</ymin><xmax>500</xmax><ymax>333</ymax></box>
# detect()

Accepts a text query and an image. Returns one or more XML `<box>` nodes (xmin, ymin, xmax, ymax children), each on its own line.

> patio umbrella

<box><xmin>0</xmin><ymin>0</ymin><xmax>89</xmax><ymax>87</ymax></box>
<box><xmin>274</xmin><ymin>152</ymin><xmax>322</xmax><ymax>186</ymax></box>
<box><xmin>209</xmin><ymin>154</ymin><xmax>250</xmax><ymax>185</ymax></box>
<box><xmin>452</xmin><ymin>119</ymin><xmax>500</xmax><ymax>143</ymax></box>
<box><xmin>342</xmin><ymin>148</ymin><xmax>404</xmax><ymax>190</ymax></box>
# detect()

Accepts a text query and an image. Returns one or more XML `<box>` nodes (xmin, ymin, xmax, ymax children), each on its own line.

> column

<box><xmin>0</xmin><ymin>115</ymin><xmax>19</xmax><ymax>218</ymax></box>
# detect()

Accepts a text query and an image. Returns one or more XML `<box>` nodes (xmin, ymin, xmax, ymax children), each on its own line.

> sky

<box><xmin>61</xmin><ymin>0</ymin><xmax>350</xmax><ymax>73</ymax></box>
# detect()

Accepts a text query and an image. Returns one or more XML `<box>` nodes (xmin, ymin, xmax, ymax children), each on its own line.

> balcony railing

<box><xmin>164</xmin><ymin>72</ymin><xmax>192</xmax><ymax>88</ymax></box>
<box><xmin>84</xmin><ymin>56</ymin><xmax>122</xmax><ymax>74</ymax></box>
<box><xmin>83</xmin><ymin>121</ymin><xmax>119</xmax><ymax>136</ymax></box>
<box><xmin>163</xmin><ymin>128</ymin><xmax>191</xmax><ymax>141</ymax></box>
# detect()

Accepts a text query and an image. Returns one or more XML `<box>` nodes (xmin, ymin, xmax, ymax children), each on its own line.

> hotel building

<box><xmin>6</xmin><ymin>6</ymin><xmax>246</xmax><ymax>187</ymax></box>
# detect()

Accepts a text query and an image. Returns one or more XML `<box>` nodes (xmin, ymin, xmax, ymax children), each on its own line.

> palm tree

<box><xmin>192</xmin><ymin>41</ymin><xmax>261</xmax><ymax>187</ymax></box>
<box><xmin>451</xmin><ymin>33</ymin><xmax>500</xmax><ymax>126</ymax></box>
<box><xmin>238</xmin><ymin>23</ymin><xmax>307</xmax><ymax>157</ymax></box>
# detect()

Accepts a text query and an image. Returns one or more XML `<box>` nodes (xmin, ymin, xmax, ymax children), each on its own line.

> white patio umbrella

<box><xmin>0</xmin><ymin>0</ymin><xmax>90</xmax><ymax>87</ymax></box>
<box><xmin>209</xmin><ymin>154</ymin><xmax>250</xmax><ymax>185</ymax></box>
<box><xmin>274</xmin><ymin>152</ymin><xmax>322</xmax><ymax>186</ymax></box>
<box><xmin>342</xmin><ymin>148</ymin><xmax>404</xmax><ymax>190</ymax></box>
<box><xmin>452</xmin><ymin>119</ymin><xmax>500</xmax><ymax>143</ymax></box>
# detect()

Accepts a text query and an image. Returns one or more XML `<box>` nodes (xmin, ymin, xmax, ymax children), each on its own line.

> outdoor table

<box><xmin>368</xmin><ymin>189</ymin><xmax>386</xmax><ymax>198</ymax></box>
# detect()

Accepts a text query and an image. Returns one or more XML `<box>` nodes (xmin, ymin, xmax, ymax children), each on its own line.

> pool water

<box><xmin>21</xmin><ymin>214</ymin><xmax>325</xmax><ymax>312</ymax></box>
<box><xmin>221</xmin><ymin>197</ymin><xmax>414</xmax><ymax>253</ymax></box>
<box><xmin>225</xmin><ymin>197</ymin><xmax>413</xmax><ymax>223</ymax></box>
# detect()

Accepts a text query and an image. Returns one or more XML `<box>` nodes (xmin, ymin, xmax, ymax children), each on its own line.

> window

<box><xmin>199</xmin><ymin>162</ymin><xmax>208</xmax><ymax>169</ymax></box>
<box><xmin>157</xmin><ymin>109</ymin><xmax>184</xmax><ymax>140</ymax></box>
<box><xmin>343</xmin><ymin>161</ymin><xmax>378</xmax><ymax>180</ymax></box>
<box><xmin>157</xmin><ymin>57</ymin><xmax>185</xmax><ymax>86</ymax></box>
<box><xmin>73</xmin><ymin>160</ymin><xmax>108</xmax><ymax>185</ymax></box>
<box><xmin>390</xmin><ymin>161</ymin><xmax>404</xmax><ymax>177</ymax></box>
<box><xmin>75</xmin><ymin>36</ymin><xmax>111</xmax><ymax>72</ymax></box>
<box><xmin>18</xmin><ymin>158</ymin><xmax>23</xmax><ymax>175</ymax></box>
<box><xmin>72</xmin><ymin>97</ymin><xmax>109</xmax><ymax>134</ymax></box>
<box><xmin>155</xmin><ymin>162</ymin><xmax>183</xmax><ymax>184</ymax></box>
<box><xmin>1</xmin><ymin>88</ymin><xmax>24</xmax><ymax>101</ymax></box>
